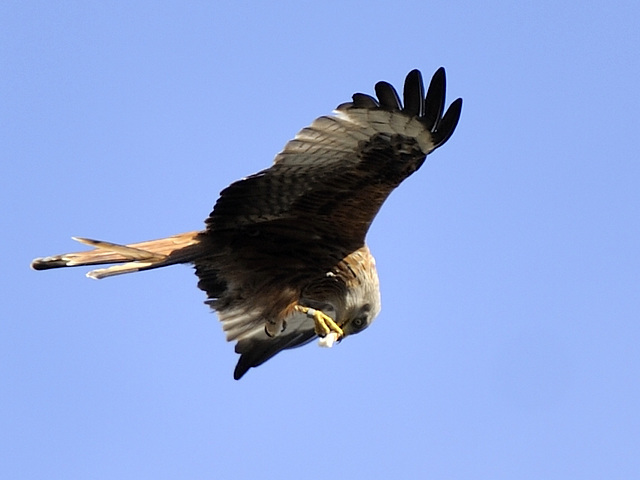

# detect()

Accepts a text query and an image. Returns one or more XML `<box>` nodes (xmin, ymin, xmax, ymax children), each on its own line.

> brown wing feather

<box><xmin>205</xmin><ymin>68</ymin><xmax>462</xmax><ymax>247</ymax></box>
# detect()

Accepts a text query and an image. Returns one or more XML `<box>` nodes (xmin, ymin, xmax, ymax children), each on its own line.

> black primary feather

<box><xmin>374</xmin><ymin>81</ymin><xmax>402</xmax><ymax>110</ymax></box>
<box><xmin>432</xmin><ymin>98</ymin><xmax>463</xmax><ymax>148</ymax></box>
<box><xmin>402</xmin><ymin>69</ymin><xmax>425</xmax><ymax>116</ymax></box>
<box><xmin>351</xmin><ymin>93</ymin><xmax>379</xmax><ymax>109</ymax></box>
<box><xmin>234</xmin><ymin>330</ymin><xmax>316</xmax><ymax>379</ymax></box>
<box><xmin>422</xmin><ymin>67</ymin><xmax>446</xmax><ymax>131</ymax></box>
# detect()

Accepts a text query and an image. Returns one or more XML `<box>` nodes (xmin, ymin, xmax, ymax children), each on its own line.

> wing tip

<box><xmin>343</xmin><ymin>67</ymin><xmax>462</xmax><ymax>148</ymax></box>
<box><xmin>233</xmin><ymin>363</ymin><xmax>248</xmax><ymax>380</ymax></box>
<box><xmin>374</xmin><ymin>81</ymin><xmax>402</xmax><ymax>111</ymax></box>
<box><xmin>432</xmin><ymin>97</ymin><xmax>463</xmax><ymax>148</ymax></box>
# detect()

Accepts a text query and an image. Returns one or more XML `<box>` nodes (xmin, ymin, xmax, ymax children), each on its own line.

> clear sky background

<box><xmin>2</xmin><ymin>1</ymin><xmax>639</xmax><ymax>478</ymax></box>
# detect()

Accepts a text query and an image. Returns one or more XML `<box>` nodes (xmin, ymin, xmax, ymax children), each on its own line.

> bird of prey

<box><xmin>31</xmin><ymin>68</ymin><xmax>462</xmax><ymax>379</ymax></box>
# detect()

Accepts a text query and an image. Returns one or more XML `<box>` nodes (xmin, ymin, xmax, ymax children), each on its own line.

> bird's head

<box><xmin>339</xmin><ymin>302</ymin><xmax>379</xmax><ymax>338</ymax></box>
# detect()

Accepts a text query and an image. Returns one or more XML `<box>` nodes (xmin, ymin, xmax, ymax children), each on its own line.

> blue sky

<box><xmin>2</xmin><ymin>1</ymin><xmax>639</xmax><ymax>478</ymax></box>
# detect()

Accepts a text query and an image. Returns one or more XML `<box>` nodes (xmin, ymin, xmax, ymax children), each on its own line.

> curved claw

<box><xmin>294</xmin><ymin>305</ymin><xmax>344</xmax><ymax>344</ymax></box>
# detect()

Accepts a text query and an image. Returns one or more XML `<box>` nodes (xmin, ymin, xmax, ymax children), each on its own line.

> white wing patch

<box><xmin>340</xmin><ymin>109</ymin><xmax>436</xmax><ymax>152</ymax></box>
<box><xmin>274</xmin><ymin>108</ymin><xmax>435</xmax><ymax>168</ymax></box>
<box><xmin>217</xmin><ymin>304</ymin><xmax>316</xmax><ymax>346</ymax></box>
<box><xmin>208</xmin><ymin>304</ymin><xmax>264</xmax><ymax>341</ymax></box>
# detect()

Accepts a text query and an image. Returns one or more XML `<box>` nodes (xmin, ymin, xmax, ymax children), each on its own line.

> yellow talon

<box><xmin>294</xmin><ymin>305</ymin><xmax>344</xmax><ymax>339</ymax></box>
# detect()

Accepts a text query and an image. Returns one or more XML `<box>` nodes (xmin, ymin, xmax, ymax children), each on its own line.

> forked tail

<box><xmin>31</xmin><ymin>230</ymin><xmax>205</xmax><ymax>279</ymax></box>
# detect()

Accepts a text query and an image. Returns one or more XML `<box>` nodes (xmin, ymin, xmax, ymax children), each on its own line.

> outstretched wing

<box><xmin>197</xmin><ymin>69</ymin><xmax>462</xmax><ymax>378</ymax></box>
<box><xmin>205</xmin><ymin>68</ymin><xmax>462</xmax><ymax>247</ymax></box>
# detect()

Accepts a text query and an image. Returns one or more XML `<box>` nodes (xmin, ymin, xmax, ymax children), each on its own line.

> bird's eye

<box><xmin>351</xmin><ymin>316</ymin><xmax>368</xmax><ymax>332</ymax></box>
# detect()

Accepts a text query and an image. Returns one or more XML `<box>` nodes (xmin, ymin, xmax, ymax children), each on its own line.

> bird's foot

<box><xmin>294</xmin><ymin>305</ymin><xmax>343</xmax><ymax>348</ymax></box>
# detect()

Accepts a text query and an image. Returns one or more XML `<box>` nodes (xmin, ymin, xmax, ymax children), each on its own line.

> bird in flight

<box><xmin>32</xmin><ymin>68</ymin><xmax>462</xmax><ymax>379</ymax></box>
